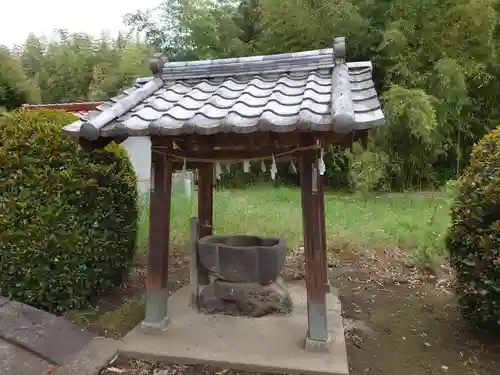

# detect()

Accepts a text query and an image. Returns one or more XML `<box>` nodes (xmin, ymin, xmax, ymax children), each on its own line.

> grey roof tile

<box><xmin>63</xmin><ymin>42</ymin><xmax>385</xmax><ymax>139</ymax></box>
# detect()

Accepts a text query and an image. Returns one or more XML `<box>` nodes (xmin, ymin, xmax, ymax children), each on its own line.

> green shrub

<box><xmin>445</xmin><ymin>126</ymin><xmax>500</xmax><ymax>327</ymax></box>
<box><xmin>346</xmin><ymin>141</ymin><xmax>389</xmax><ymax>197</ymax></box>
<box><xmin>0</xmin><ymin>109</ymin><xmax>138</xmax><ymax>313</ymax></box>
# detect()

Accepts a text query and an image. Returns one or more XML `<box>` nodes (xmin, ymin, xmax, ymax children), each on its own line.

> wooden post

<box><xmin>197</xmin><ymin>163</ymin><xmax>213</xmax><ymax>285</ymax></box>
<box><xmin>317</xmin><ymin>172</ymin><xmax>331</xmax><ymax>293</ymax></box>
<box><xmin>142</xmin><ymin>139</ymin><xmax>173</xmax><ymax>330</ymax></box>
<box><xmin>189</xmin><ymin>217</ymin><xmax>201</xmax><ymax>307</ymax></box>
<box><xmin>197</xmin><ymin>163</ymin><xmax>214</xmax><ymax>238</ymax></box>
<box><xmin>300</xmin><ymin>150</ymin><xmax>329</xmax><ymax>348</ymax></box>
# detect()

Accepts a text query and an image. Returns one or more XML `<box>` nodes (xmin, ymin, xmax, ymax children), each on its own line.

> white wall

<box><xmin>122</xmin><ymin>136</ymin><xmax>152</xmax><ymax>195</ymax></box>
<box><xmin>121</xmin><ymin>136</ymin><xmax>193</xmax><ymax>198</ymax></box>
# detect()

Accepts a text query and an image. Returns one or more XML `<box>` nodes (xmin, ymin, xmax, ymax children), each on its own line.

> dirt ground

<box><xmin>331</xmin><ymin>255</ymin><xmax>500</xmax><ymax>375</ymax></box>
<box><xmin>94</xmin><ymin>248</ymin><xmax>500</xmax><ymax>375</ymax></box>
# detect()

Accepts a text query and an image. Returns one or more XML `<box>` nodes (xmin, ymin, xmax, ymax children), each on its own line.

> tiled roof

<box><xmin>63</xmin><ymin>37</ymin><xmax>384</xmax><ymax>140</ymax></box>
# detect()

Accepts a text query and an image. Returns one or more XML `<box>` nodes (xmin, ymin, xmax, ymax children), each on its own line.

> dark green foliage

<box><xmin>0</xmin><ymin>109</ymin><xmax>138</xmax><ymax>313</ymax></box>
<box><xmin>215</xmin><ymin>161</ymin><xmax>295</xmax><ymax>189</ymax></box>
<box><xmin>124</xmin><ymin>0</ymin><xmax>500</xmax><ymax>191</ymax></box>
<box><xmin>446</xmin><ymin>126</ymin><xmax>500</xmax><ymax>327</ymax></box>
<box><xmin>214</xmin><ymin>148</ymin><xmax>352</xmax><ymax>190</ymax></box>
<box><xmin>0</xmin><ymin>47</ymin><xmax>40</xmax><ymax>110</ymax></box>
<box><xmin>4</xmin><ymin>0</ymin><xmax>500</xmax><ymax>191</ymax></box>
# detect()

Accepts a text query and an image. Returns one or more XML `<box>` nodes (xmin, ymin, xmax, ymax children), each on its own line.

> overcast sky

<box><xmin>1</xmin><ymin>0</ymin><xmax>163</xmax><ymax>47</ymax></box>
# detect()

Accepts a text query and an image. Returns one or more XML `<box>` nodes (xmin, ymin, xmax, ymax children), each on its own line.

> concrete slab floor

<box><xmin>120</xmin><ymin>282</ymin><xmax>348</xmax><ymax>375</ymax></box>
<box><xmin>0</xmin><ymin>298</ymin><xmax>117</xmax><ymax>375</ymax></box>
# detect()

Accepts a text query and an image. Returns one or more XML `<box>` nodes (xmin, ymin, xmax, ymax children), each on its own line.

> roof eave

<box><xmin>61</xmin><ymin>37</ymin><xmax>384</xmax><ymax>140</ymax></box>
<box><xmin>64</xmin><ymin>77</ymin><xmax>164</xmax><ymax>140</ymax></box>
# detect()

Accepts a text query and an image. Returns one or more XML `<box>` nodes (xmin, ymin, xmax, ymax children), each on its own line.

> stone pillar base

<box><xmin>142</xmin><ymin>289</ymin><xmax>170</xmax><ymax>333</ymax></box>
<box><xmin>304</xmin><ymin>334</ymin><xmax>333</xmax><ymax>353</ymax></box>
<box><xmin>140</xmin><ymin>317</ymin><xmax>170</xmax><ymax>334</ymax></box>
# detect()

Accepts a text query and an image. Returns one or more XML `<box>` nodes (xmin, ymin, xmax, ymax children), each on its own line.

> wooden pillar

<box><xmin>317</xmin><ymin>172</ymin><xmax>331</xmax><ymax>293</ymax></box>
<box><xmin>300</xmin><ymin>149</ymin><xmax>329</xmax><ymax>347</ymax></box>
<box><xmin>143</xmin><ymin>139</ymin><xmax>173</xmax><ymax>330</ymax></box>
<box><xmin>196</xmin><ymin>163</ymin><xmax>213</xmax><ymax>286</ymax></box>
<box><xmin>189</xmin><ymin>216</ymin><xmax>202</xmax><ymax>306</ymax></box>
<box><xmin>197</xmin><ymin>163</ymin><xmax>214</xmax><ymax>238</ymax></box>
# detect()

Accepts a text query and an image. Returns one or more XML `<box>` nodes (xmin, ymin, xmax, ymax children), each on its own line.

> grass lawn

<box><xmin>138</xmin><ymin>185</ymin><xmax>451</xmax><ymax>267</ymax></box>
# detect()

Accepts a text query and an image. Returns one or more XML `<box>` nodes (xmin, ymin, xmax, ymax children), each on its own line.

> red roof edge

<box><xmin>21</xmin><ymin>102</ymin><xmax>103</xmax><ymax>113</ymax></box>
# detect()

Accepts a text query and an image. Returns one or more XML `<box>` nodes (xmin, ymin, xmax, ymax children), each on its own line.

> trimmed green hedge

<box><xmin>446</xmin><ymin>126</ymin><xmax>500</xmax><ymax>327</ymax></box>
<box><xmin>0</xmin><ymin>109</ymin><xmax>138</xmax><ymax>313</ymax></box>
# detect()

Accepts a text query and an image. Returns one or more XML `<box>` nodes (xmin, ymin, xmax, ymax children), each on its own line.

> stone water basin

<box><xmin>197</xmin><ymin>235</ymin><xmax>286</xmax><ymax>284</ymax></box>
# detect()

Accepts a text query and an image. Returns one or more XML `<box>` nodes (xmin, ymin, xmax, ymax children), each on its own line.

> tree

<box><xmin>374</xmin><ymin>0</ymin><xmax>499</xmax><ymax>185</ymax></box>
<box><xmin>18</xmin><ymin>31</ymin><xmax>153</xmax><ymax>104</ymax></box>
<box><xmin>20</xmin><ymin>33</ymin><xmax>46</xmax><ymax>80</ymax></box>
<box><xmin>257</xmin><ymin>0</ymin><xmax>372</xmax><ymax>57</ymax></box>
<box><xmin>7</xmin><ymin>0</ymin><xmax>500</xmax><ymax>190</ymax></box>
<box><xmin>0</xmin><ymin>47</ymin><xmax>40</xmax><ymax>110</ymax></box>
<box><xmin>125</xmin><ymin>0</ymin><xmax>255</xmax><ymax>60</ymax></box>
<box><xmin>88</xmin><ymin>38</ymin><xmax>154</xmax><ymax>100</ymax></box>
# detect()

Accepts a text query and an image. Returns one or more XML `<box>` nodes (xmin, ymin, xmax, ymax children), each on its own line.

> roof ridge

<box><xmin>151</xmin><ymin>36</ymin><xmax>350</xmax><ymax>80</ymax></box>
<box><xmin>162</xmin><ymin>47</ymin><xmax>334</xmax><ymax>69</ymax></box>
<box><xmin>133</xmin><ymin>61</ymin><xmax>372</xmax><ymax>85</ymax></box>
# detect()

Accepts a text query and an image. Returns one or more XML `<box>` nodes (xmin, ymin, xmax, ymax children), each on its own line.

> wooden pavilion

<box><xmin>62</xmin><ymin>36</ymin><xmax>384</xmax><ymax>349</ymax></box>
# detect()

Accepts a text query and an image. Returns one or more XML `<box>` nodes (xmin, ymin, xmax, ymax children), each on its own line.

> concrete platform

<box><xmin>0</xmin><ymin>296</ymin><xmax>118</xmax><ymax>375</ymax></box>
<box><xmin>120</xmin><ymin>282</ymin><xmax>348</xmax><ymax>375</ymax></box>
